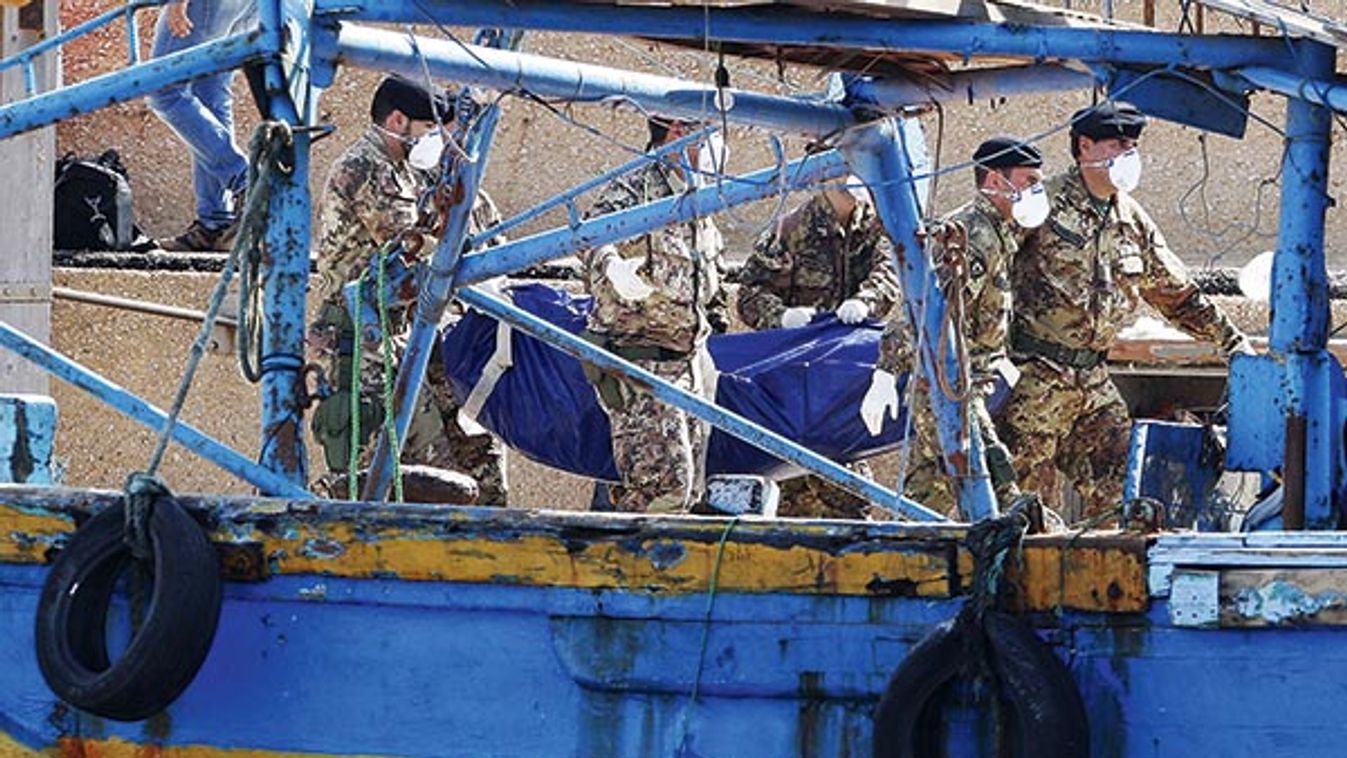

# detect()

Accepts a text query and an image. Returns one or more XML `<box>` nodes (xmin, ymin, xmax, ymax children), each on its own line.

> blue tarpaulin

<box><xmin>441</xmin><ymin>283</ymin><xmax>911</xmax><ymax>481</ymax></box>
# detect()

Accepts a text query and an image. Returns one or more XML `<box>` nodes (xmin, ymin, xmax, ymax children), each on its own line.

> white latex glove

<box><xmin>780</xmin><ymin>306</ymin><xmax>815</xmax><ymax>329</ymax></box>
<box><xmin>837</xmin><ymin>298</ymin><xmax>870</xmax><ymax>325</ymax></box>
<box><xmin>605</xmin><ymin>256</ymin><xmax>655</xmax><ymax>302</ymax></box>
<box><xmin>860</xmin><ymin>368</ymin><xmax>900</xmax><ymax>437</ymax></box>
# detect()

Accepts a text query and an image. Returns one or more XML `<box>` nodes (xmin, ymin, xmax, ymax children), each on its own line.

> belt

<box><xmin>1012</xmin><ymin>331</ymin><xmax>1108</xmax><ymax>370</ymax></box>
<box><xmin>583</xmin><ymin>330</ymin><xmax>691</xmax><ymax>363</ymax></box>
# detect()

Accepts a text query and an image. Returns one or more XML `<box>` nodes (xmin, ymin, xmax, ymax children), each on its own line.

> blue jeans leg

<box><xmin>146</xmin><ymin>3</ymin><xmax>248</xmax><ymax>229</ymax></box>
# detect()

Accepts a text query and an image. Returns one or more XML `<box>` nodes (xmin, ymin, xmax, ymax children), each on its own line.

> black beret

<box><xmin>1070</xmin><ymin>101</ymin><xmax>1147</xmax><ymax>141</ymax></box>
<box><xmin>973</xmin><ymin>136</ymin><xmax>1042</xmax><ymax>169</ymax></box>
<box><xmin>372</xmin><ymin>76</ymin><xmax>452</xmax><ymax>123</ymax></box>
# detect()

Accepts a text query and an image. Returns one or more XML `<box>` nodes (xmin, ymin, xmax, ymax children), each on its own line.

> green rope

<box><xmin>376</xmin><ymin>248</ymin><xmax>405</xmax><ymax>502</ymax></box>
<box><xmin>348</xmin><ymin>271</ymin><xmax>366</xmax><ymax>502</ymax></box>
<box><xmin>677</xmin><ymin>516</ymin><xmax>739</xmax><ymax>752</ymax></box>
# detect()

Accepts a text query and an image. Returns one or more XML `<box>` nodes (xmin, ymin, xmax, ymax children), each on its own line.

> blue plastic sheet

<box><xmin>441</xmin><ymin>283</ymin><xmax>910</xmax><ymax>481</ymax></box>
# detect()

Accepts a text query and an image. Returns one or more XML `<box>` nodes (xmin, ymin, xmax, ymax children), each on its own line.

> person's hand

<box><xmin>605</xmin><ymin>256</ymin><xmax>655</xmax><ymax>301</ymax></box>
<box><xmin>780</xmin><ymin>306</ymin><xmax>815</xmax><ymax>329</ymax></box>
<box><xmin>837</xmin><ymin>298</ymin><xmax>870</xmax><ymax>324</ymax></box>
<box><xmin>166</xmin><ymin>2</ymin><xmax>193</xmax><ymax>38</ymax></box>
<box><xmin>860</xmin><ymin>368</ymin><xmax>900</xmax><ymax>436</ymax></box>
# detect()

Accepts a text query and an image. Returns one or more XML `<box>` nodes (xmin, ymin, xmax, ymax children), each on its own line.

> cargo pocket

<box><xmin>311</xmin><ymin>390</ymin><xmax>382</xmax><ymax>473</ymax></box>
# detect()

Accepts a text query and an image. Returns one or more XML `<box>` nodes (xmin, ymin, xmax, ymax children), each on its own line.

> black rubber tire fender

<box><xmin>873</xmin><ymin>611</ymin><xmax>1090</xmax><ymax>758</ymax></box>
<box><xmin>34</xmin><ymin>498</ymin><xmax>222</xmax><ymax>722</ymax></box>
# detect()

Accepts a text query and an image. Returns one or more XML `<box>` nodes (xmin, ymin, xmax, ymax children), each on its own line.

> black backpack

<box><xmin>53</xmin><ymin>150</ymin><xmax>156</xmax><ymax>252</ymax></box>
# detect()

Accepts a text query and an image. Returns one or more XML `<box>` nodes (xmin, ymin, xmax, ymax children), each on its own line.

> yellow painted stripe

<box><xmin>0</xmin><ymin>501</ymin><xmax>1150</xmax><ymax>612</ymax></box>
<box><xmin>0</xmin><ymin>510</ymin><xmax>71</xmax><ymax>564</ymax></box>
<box><xmin>259</xmin><ymin>522</ymin><xmax>959</xmax><ymax>597</ymax></box>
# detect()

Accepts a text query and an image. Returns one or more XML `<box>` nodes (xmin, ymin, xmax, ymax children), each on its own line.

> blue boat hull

<box><xmin>3</xmin><ymin>487</ymin><xmax>1347</xmax><ymax>757</ymax></box>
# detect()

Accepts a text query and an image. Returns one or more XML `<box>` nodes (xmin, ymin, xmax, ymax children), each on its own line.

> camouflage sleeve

<box><xmin>471</xmin><ymin>191</ymin><xmax>507</xmax><ymax>248</ymax></box>
<box><xmin>734</xmin><ymin>228</ymin><xmax>795</xmax><ymax>329</ymax></box>
<box><xmin>876</xmin><ymin>313</ymin><xmax>915</xmax><ymax>375</ymax></box>
<box><xmin>1135</xmin><ymin>210</ymin><xmax>1251</xmax><ymax>357</ymax></box>
<box><xmin>581</xmin><ymin>177</ymin><xmax>641</xmax><ymax>273</ymax></box>
<box><xmin>360</xmin><ymin>161</ymin><xmax>421</xmax><ymax>244</ymax></box>
<box><xmin>852</xmin><ymin>234</ymin><xmax>903</xmax><ymax>320</ymax></box>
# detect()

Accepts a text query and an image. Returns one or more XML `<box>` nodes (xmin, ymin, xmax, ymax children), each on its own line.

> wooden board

<box><xmin>1198</xmin><ymin>0</ymin><xmax>1347</xmax><ymax>48</ymax></box>
<box><xmin>1219</xmin><ymin>568</ymin><xmax>1347</xmax><ymax>627</ymax></box>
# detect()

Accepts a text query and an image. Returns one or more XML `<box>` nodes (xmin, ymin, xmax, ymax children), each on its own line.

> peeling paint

<box><xmin>297</xmin><ymin>583</ymin><xmax>329</xmax><ymax>601</ymax></box>
<box><xmin>1232</xmin><ymin>580</ymin><xmax>1347</xmax><ymax>624</ymax></box>
<box><xmin>300</xmin><ymin>538</ymin><xmax>346</xmax><ymax>560</ymax></box>
<box><xmin>645</xmin><ymin>540</ymin><xmax>687</xmax><ymax>570</ymax></box>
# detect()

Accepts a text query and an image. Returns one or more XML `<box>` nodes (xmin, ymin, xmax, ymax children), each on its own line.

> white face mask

<box><xmin>1105</xmin><ymin>148</ymin><xmax>1142</xmax><ymax>193</ymax></box>
<box><xmin>1011</xmin><ymin>182</ymin><xmax>1050</xmax><ymax>228</ymax></box>
<box><xmin>407</xmin><ymin>130</ymin><xmax>446</xmax><ymax>171</ymax></box>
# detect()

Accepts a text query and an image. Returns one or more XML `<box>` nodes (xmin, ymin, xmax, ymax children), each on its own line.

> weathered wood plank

<box><xmin>1220</xmin><ymin>568</ymin><xmax>1347</xmax><ymax>627</ymax></box>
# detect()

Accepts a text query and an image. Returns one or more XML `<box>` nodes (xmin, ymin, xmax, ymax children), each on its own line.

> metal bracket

<box><xmin>0</xmin><ymin>281</ymin><xmax>50</xmax><ymax>304</ymax></box>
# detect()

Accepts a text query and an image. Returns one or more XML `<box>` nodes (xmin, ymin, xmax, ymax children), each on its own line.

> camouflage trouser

<box><xmin>996</xmin><ymin>359</ymin><xmax>1128</xmax><ymax>522</ymax></box>
<box><xmin>903</xmin><ymin>379</ymin><xmax>1020</xmax><ymax>518</ymax></box>
<box><xmin>776</xmin><ymin>460</ymin><xmax>890</xmax><ymax>520</ymax></box>
<box><xmin>596</xmin><ymin>353</ymin><xmax>708</xmax><ymax>514</ymax></box>
<box><xmin>311</xmin><ymin>334</ymin><xmax>507</xmax><ymax>506</ymax></box>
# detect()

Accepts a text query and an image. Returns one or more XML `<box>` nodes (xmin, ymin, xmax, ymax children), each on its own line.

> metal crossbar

<box><xmin>0</xmin><ymin>0</ymin><xmax>168</xmax><ymax>96</ymax></box>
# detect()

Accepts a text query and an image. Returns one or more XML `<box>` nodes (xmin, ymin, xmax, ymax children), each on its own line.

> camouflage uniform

<box><xmin>308</xmin><ymin>127</ymin><xmax>508</xmax><ymax>505</ymax></box>
<box><xmin>876</xmin><ymin>196</ymin><xmax>1021</xmax><ymax>517</ymax></box>
<box><xmin>583</xmin><ymin>159</ymin><xmax>726</xmax><ymax>513</ymax></box>
<box><xmin>1000</xmin><ymin>166</ymin><xmax>1250</xmax><ymax>520</ymax></box>
<box><xmin>737</xmin><ymin>194</ymin><xmax>902</xmax><ymax>329</ymax></box>
<box><xmin>737</xmin><ymin>193</ymin><xmax>902</xmax><ymax>518</ymax></box>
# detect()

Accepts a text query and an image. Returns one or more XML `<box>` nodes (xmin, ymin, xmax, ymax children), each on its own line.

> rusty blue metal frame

<box><xmin>361</xmin><ymin>29</ymin><xmax>519</xmax><ymax>501</ymax></box>
<box><xmin>0</xmin><ymin>0</ymin><xmax>167</xmax><ymax>95</ymax></box>
<box><xmin>455</xmin><ymin>149</ymin><xmax>849</xmax><ymax>286</ymax></box>
<box><xmin>473</xmin><ymin>126</ymin><xmax>717</xmax><ymax>247</ymax></box>
<box><xmin>841</xmin><ymin>120</ymin><xmax>997</xmax><ymax>521</ymax></box>
<box><xmin>0</xmin><ymin>323</ymin><xmax>312</xmax><ymax>499</ymax></box>
<box><xmin>318</xmin><ymin>0</ymin><xmax>1297</xmax><ymax>70</ymax></box>
<box><xmin>250</xmin><ymin>0</ymin><xmax>319</xmax><ymax>487</ymax></box>
<box><xmin>0</xmin><ymin>31</ymin><xmax>272</xmax><ymax>141</ymax></box>
<box><xmin>319</xmin><ymin>23</ymin><xmax>855</xmax><ymax>137</ymax></box>
<box><xmin>1225</xmin><ymin>39</ymin><xmax>1342</xmax><ymax>529</ymax></box>
<box><xmin>0</xmin><ymin>1</ymin><xmax>1342</xmax><ymax>525</ymax></box>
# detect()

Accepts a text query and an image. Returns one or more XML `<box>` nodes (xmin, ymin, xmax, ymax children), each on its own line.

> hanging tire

<box><xmin>34</xmin><ymin>499</ymin><xmax>222</xmax><ymax>722</ymax></box>
<box><xmin>873</xmin><ymin>611</ymin><xmax>1089</xmax><ymax>758</ymax></box>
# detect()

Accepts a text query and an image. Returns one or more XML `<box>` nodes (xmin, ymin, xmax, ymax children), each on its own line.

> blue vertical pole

<box><xmin>1268</xmin><ymin>40</ymin><xmax>1335</xmax><ymax>529</ymax></box>
<box><xmin>841</xmin><ymin>118</ymin><xmax>997</xmax><ymax>521</ymax></box>
<box><xmin>362</xmin><ymin>33</ymin><xmax>516</xmax><ymax>502</ymax></box>
<box><xmin>1269</xmin><ymin>43</ymin><xmax>1332</xmax><ymax>354</ymax></box>
<box><xmin>256</xmin><ymin>0</ymin><xmax>314</xmax><ymax>486</ymax></box>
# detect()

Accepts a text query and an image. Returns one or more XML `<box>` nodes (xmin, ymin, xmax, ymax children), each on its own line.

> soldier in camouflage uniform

<box><xmin>999</xmin><ymin>102</ymin><xmax>1251</xmax><ymax>522</ymax></box>
<box><xmin>736</xmin><ymin>182</ymin><xmax>903</xmax><ymax>519</ymax></box>
<box><xmin>308</xmin><ymin>76</ymin><xmax>508</xmax><ymax>505</ymax></box>
<box><xmin>865</xmin><ymin>137</ymin><xmax>1046</xmax><ymax>517</ymax></box>
<box><xmin>583</xmin><ymin>116</ymin><xmax>727</xmax><ymax>513</ymax></box>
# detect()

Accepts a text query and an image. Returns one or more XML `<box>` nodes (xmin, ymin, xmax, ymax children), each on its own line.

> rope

<box><xmin>676</xmin><ymin>516</ymin><xmax>739</xmax><ymax>754</ymax></box>
<box><xmin>349</xmin><ymin>270</ymin><xmax>366</xmax><ymax>501</ymax></box>
<box><xmin>122</xmin><ymin>471</ymin><xmax>171</xmax><ymax>561</ymax></box>
<box><xmin>141</xmin><ymin>121</ymin><xmax>291</xmax><ymax>477</ymax></box>
<box><xmin>376</xmin><ymin>246</ymin><xmax>405</xmax><ymax>503</ymax></box>
<box><xmin>236</xmin><ymin>122</ymin><xmax>294</xmax><ymax>384</ymax></box>
<box><xmin>931</xmin><ymin>222</ymin><xmax>972</xmax><ymax>404</ymax></box>
<box><xmin>961</xmin><ymin>507</ymin><xmax>1029</xmax><ymax>627</ymax></box>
